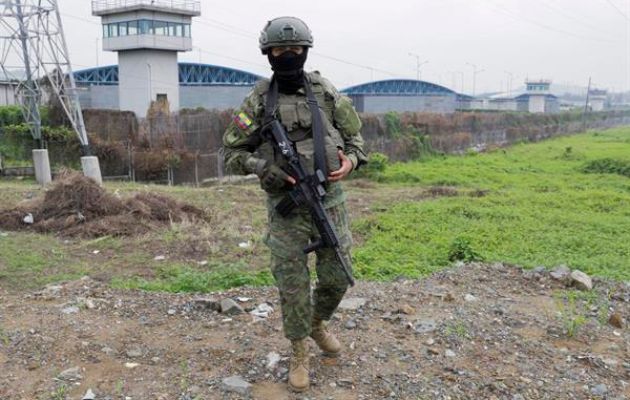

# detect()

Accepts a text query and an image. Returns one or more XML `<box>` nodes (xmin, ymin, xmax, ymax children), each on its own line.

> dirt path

<box><xmin>0</xmin><ymin>263</ymin><xmax>628</xmax><ymax>400</ymax></box>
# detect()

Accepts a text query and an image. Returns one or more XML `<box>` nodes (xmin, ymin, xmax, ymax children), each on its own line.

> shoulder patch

<box><xmin>234</xmin><ymin>111</ymin><xmax>253</xmax><ymax>130</ymax></box>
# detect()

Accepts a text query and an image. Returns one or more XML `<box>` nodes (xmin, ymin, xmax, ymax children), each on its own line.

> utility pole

<box><xmin>504</xmin><ymin>70</ymin><xmax>514</xmax><ymax>96</ymax></box>
<box><xmin>466</xmin><ymin>62</ymin><xmax>485</xmax><ymax>96</ymax></box>
<box><xmin>0</xmin><ymin>0</ymin><xmax>102</xmax><ymax>185</ymax></box>
<box><xmin>408</xmin><ymin>52</ymin><xmax>428</xmax><ymax>81</ymax></box>
<box><xmin>582</xmin><ymin>77</ymin><xmax>592</xmax><ymax>132</ymax></box>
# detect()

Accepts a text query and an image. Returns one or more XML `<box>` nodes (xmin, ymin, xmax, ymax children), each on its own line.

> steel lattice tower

<box><xmin>0</xmin><ymin>0</ymin><xmax>101</xmax><ymax>183</ymax></box>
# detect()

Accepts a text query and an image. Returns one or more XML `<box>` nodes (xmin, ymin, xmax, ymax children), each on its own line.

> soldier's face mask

<box><xmin>268</xmin><ymin>47</ymin><xmax>308</xmax><ymax>94</ymax></box>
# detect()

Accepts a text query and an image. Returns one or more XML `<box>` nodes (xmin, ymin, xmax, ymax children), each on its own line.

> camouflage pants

<box><xmin>263</xmin><ymin>200</ymin><xmax>353</xmax><ymax>340</ymax></box>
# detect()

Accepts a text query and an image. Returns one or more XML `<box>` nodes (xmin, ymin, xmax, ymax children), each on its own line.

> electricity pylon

<box><xmin>0</xmin><ymin>0</ymin><xmax>102</xmax><ymax>184</ymax></box>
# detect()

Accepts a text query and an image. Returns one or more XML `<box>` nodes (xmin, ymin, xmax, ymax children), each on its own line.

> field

<box><xmin>1</xmin><ymin>127</ymin><xmax>630</xmax><ymax>294</ymax></box>
<box><xmin>0</xmin><ymin>127</ymin><xmax>629</xmax><ymax>399</ymax></box>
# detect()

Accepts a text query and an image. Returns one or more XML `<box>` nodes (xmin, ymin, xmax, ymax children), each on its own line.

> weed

<box><xmin>448</xmin><ymin>237</ymin><xmax>484</xmax><ymax>263</ymax></box>
<box><xmin>50</xmin><ymin>385</ymin><xmax>67</xmax><ymax>400</ymax></box>
<box><xmin>445</xmin><ymin>321</ymin><xmax>469</xmax><ymax>338</ymax></box>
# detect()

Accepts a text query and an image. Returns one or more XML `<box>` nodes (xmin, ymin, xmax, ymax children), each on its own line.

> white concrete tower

<box><xmin>525</xmin><ymin>79</ymin><xmax>551</xmax><ymax>113</ymax></box>
<box><xmin>92</xmin><ymin>0</ymin><xmax>200</xmax><ymax>117</ymax></box>
<box><xmin>589</xmin><ymin>89</ymin><xmax>607</xmax><ymax>112</ymax></box>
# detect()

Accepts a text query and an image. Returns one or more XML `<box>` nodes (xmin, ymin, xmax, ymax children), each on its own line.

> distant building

<box><xmin>588</xmin><ymin>89</ymin><xmax>608</xmax><ymax>111</ymax></box>
<box><xmin>516</xmin><ymin>80</ymin><xmax>558</xmax><ymax>113</ymax></box>
<box><xmin>91</xmin><ymin>0</ymin><xmax>201</xmax><ymax>117</ymax></box>
<box><xmin>341</xmin><ymin>79</ymin><xmax>459</xmax><ymax>113</ymax></box>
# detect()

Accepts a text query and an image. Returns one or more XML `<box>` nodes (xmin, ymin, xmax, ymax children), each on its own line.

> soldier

<box><xmin>222</xmin><ymin>16</ymin><xmax>367</xmax><ymax>392</ymax></box>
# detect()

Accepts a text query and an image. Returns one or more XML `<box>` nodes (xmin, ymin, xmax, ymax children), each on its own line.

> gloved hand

<box><xmin>259</xmin><ymin>162</ymin><xmax>294</xmax><ymax>191</ymax></box>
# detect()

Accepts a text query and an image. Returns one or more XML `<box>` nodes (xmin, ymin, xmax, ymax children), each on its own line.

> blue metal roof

<box><xmin>341</xmin><ymin>79</ymin><xmax>456</xmax><ymax>96</ymax></box>
<box><xmin>74</xmin><ymin>63</ymin><xmax>263</xmax><ymax>86</ymax></box>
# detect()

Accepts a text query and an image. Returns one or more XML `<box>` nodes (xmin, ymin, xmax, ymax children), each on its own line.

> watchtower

<box><xmin>524</xmin><ymin>79</ymin><xmax>552</xmax><ymax>113</ymax></box>
<box><xmin>92</xmin><ymin>0</ymin><xmax>200</xmax><ymax>117</ymax></box>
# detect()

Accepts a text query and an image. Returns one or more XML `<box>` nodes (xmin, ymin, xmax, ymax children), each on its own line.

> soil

<box><xmin>0</xmin><ymin>171</ymin><xmax>207</xmax><ymax>238</ymax></box>
<box><xmin>0</xmin><ymin>263</ymin><xmax>628</xmax><ymax>400</ymax></box>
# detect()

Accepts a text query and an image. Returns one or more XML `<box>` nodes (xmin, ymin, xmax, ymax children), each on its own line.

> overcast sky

<box><xmin>58</xmin><ymin>0</ymin><xmax>630</xmax><ymax>94</ymax></box>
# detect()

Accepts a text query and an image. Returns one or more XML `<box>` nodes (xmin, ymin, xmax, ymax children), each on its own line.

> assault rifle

<box><xmin>262</xmin><ymin>119</ymin><xmax>355</xmax><ymax>286</ymax></box>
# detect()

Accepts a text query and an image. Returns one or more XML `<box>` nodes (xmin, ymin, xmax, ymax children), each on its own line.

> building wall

<box><xmin>180</xmin><ymin>86</ymin><xmax>252</xmax><ymax>110</ymax></box>
<box><xmin>118</xmin><ymin>49</ymin><xmax>179</xmax><ymax>117</ymax></box>
<box><xmin>590</xmin><ymin>98</ymin><xmax>606</xmax><ymax>112</ymax></box>
<box><xmin>77</xmin><ymin>85</ymin><xmax>119</xmax><ymax>110</ymax></box>
<box><xmin>0</xmin><ymin>83</ymin><xmax>17</xmax><ymax>106</ymax></box>
<box><xmin>350</xmin><ymin>94</ymin><xmax>457</xmax><ymax>113</ymax></box>
<box><xmin>528</xmin><ymin>95</ymin><xmax>546</xmax><ymax>113</ymax></box>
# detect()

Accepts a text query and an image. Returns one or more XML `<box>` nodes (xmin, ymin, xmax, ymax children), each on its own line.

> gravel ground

<box><xmin>0</xmin><ymin>262</ymin><xmax>628</xmax><ymax>400</ymax></box>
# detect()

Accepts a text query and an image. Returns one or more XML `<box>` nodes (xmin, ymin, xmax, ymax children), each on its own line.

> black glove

<box><xmin>260</xmin><ymin>162</ymin><xmax>292</xmax><ymax>191</ymax></box>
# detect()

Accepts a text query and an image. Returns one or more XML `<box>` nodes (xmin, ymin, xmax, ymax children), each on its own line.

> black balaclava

<box><xmin>268</xmin><ymin>48</ymin><xmax>308</xmax><ymax>94</ymax></box>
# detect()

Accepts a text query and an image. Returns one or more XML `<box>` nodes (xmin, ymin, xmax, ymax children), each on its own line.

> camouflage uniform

<box><xmin>223</xmin><ymin>72</ymin><xmax>367</xmax><ymax>340</ymax></box>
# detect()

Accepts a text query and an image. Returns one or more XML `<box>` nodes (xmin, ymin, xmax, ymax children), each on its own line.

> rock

<box><xmin>221</xmin><ymin>375</ymin><xmax>251</xmax><ymax>395</ymax></box>
<box><xmin>425</xmin><ymin>338</ymin><xmax>435</xmax><ymax>346</ymax></box>
<box><xmin>126</xmin><ymin>347</ymin><xmax>142</xmax><ymax>358</ymax></box>
<box><xmin>570</xmin><ymin>270</ymin><xmax>593</xmax><ymax>291</ymax></box>
<box><xmin>338</xmin><ymin>297</ymin><xmax>367</xmax><ymax>311</ymax></box>
<box><xmin>238</xmin><ymin>241</ymin><xmax>252</xmax><ymax>249</ymax></box>
<box><xmin>37</xmin><ymin>284</ymin><xmax>62</xmax><ymax>299</ymax></box>
<box><xmin>153</xmin><ymin>255</ymin><xmax>166</xmax><ymax>261</ymax></box>
<box><xmin>464</xmin><ymin>294</ymin><xmax>478</xmax><ymax>302</ymax></box>
<box><xmin>167</xmin><ymin>309</ymin><xmax>177</xmax><ymax>315</ymax></box>
<box><xmin>61</xmin><ymin>306</ymin><xmax>79</xmax><ymax>315</ymax></box>
<box><xmin>590</xmin><ymin>383</ymin><xmax>607</xmax><ymax>396</ymax></box>
<box><xmin>193</xmin><ymin>297</ymin><xmax>221</xmax><ymax>312</ymax></box>
<box><xmin>82</xmin><ymin>388</ymin><xmax>96</xmax><ymax>400</ymax></box>
<box><xmin>413</xmin><ymin>319</ymin><xmax>437</xmax><ymax>334</ymax></box>
<box><xmin>124</xmin><ymin>362</ymin><xmax>139</xmax><ymax>369</ymax></box>
<box><xmin>345</xmin><ymin>319</ymin><xmax>357</xmax><ymax>329</ymax></box>
<box><xmin>266</xmin><ymin>352</ymin><xmax>280</xmax><ymax>370</ymax></box>
<box><xmin>445</xmin><ymin>349</ymin><xmax>456</xmax><ymax>357</ymax></box>
<box><xmin>532</xmin><ymin>266</ymin><xmax>546</xmax><ymax>273</ymax></box>
<box><xmin>608</xmin><ymin>312</ymin><xmax>624</xmax><ymax>329</ymax></box>
<box><xmin>250</xmin><ymin>303</ymin><xmax>273</xmax><ymax>318</ymax></box>
<box><xmin>58</xmin><ymin>366</ymin><xmax>82</xmax><ymax>381</ymax></box>
<box><xmin>101</xmin><ymin>346</ymin><xmax>115</xmax><ymax>355</ymax></box>
<box><xmin>397</xmin><ymin>304</ymin><xmax>415</xmax><ymax>314</ymax></box>
<box><xmin>220</xmin><ymin>298</ymin><xmax>244</xmax><ymax>315</ymax></box>
<box><xmin>23</xmin><ymin>213</ymin><xmax>34</xmax><ymax>224</ymax></box>
<box><xmin>550</xmin><ymin>265</ymin><xmax>571</xmax><ymax>281</ymax></box>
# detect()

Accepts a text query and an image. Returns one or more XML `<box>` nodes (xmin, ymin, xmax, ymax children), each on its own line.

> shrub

<box><xmin>581</xmin><ymin>158</ymin><xmax>630</xmax><ymax>178</ymax></box>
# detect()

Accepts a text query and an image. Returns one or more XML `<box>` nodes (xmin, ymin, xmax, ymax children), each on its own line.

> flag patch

<box><xmin>234</xmin><ymin>112</ymin><xmax>253</xmax><ymax>130</ymax></box>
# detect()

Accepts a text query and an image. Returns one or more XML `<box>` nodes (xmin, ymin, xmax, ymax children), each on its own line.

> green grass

<box><xmin>353</xmin><ymin>128</ymin><xmax>630</xmax><ymax>281</ymax></box>
<box><xmin>112</xmin><ymin>261</ymin><xmax>274</xmax><ymax>293</ymax></box>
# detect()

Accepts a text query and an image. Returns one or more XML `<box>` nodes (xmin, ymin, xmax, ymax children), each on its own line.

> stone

<box><xmin>154</xmin><ymin>255</ymin><xmax>166</xmax><ymax>261</ymax></box>
<box><xmin>550</xmin><ymin>265</ymin><xmax>571</xmax><ymax>281</ymax></box>
<box><xmin>345</xmin><ymin>319</ymin><xmax>357</xmax><ymax>329</ymax></box>
<box><xmin>570</xmin><ymin>270</ymin><xmax>593</xmax><ymax>291</ymax></box>
<box><xmin>532</xmin><ymin>266</ymin><xmax>546</xmax><ymax>273</ymax></box>
<box><xmin>124</xmin><ymin>362</ymin><xmax>139</xmax><ymax>369</ymax></box>
<box><xmin>221</xmin><ymin>375</ymin><xmax>251</xmax><ymax>395</ymax></box>
<box><xmin>464</xmin><ymin>294</ymin><xmax>478</xmax><ymax>302</ymax></box>
<box><xmin>338</xmin><ymin>297</ymin><xmax>368</xmax><ymax>311</ymax></box>
<box><xmin>220</xmin><ymin>298</ymin><xmax>244</xmax><ymax>315</ymax></box>
<box><xmin>413</xmin><ymin>319</ymin><xmax>437</xmax><ymax>334</ymax></box>
<box><xmin>126</xmin><ymin>347</ymin><xmax>142</xmax><ymax>358</ymax></box>
<box><xmin>23</xmin><ymin>213</ymin><xmax>34</xmax><ymax>224</ymax></box>
<box><xmin>193</xmin><ymin>297</ymin><xmax>221</xmax><ymax>312</ymax></box>
<box><xmin>590</xmin><ymin>384</ymin><xmax>607</xmax><ymax>396</ymax></box>
<box><xmin>445</xmin><ymin>349</ymin><xmax>456</xmax><ymax>357</ymax></box>
<box><xmin>608</xmin><ymin>312</ymin><xmax>624</xmax><ymax>329</ymax></box>
<box><xmin>61</xmin><ymin>306</ymin><xmax>79</xmax><ymax>315</ymax></box>
<box><xmin>425</xmin><ymin>338</ymin><xmax>435</xmax><ymax>346</ymax></box>
<box><xmin>58</xmin><ymin>366</ymin><xmax>82</xmax><ymax>381</ymax></box>
<box><xmin>250</xmin><ymin>303</ymin><xmax>273</xmax><ymax>318</ymax></box>
<box><xmin>397</xmin><ymin>304</ymin><xmax>415</xmax><ymax>314</ymax></box>
<box><xmin>167</xmin><ymin>309</ymin><xmax>177</xmax><ymax>316</ymax></box>
<box><xmin>265</xmin><ymin>352</ymin><xmax>280</xmax><ymax>370</ymax></box>
<box><xmin>101</xmin><ymin>346</ymin><xmax>115</xmax><ymax>355</ymax></box>
<box><xmin>82</xmin><ymin>389</ymin><xmax>96</xmax><ymax>400</ymax></box>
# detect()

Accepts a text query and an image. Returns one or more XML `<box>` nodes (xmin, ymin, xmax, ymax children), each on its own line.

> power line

<box><xmin>485</xmin><ymin>0</ymin><xmax>622</xmax><ymax>43</ymax></box>
<box><xmin>533</xmin><ymin>0</ymin><xmax>620</xmax><ymax>39</ymax></box>
<box><xmin>602</xmin><ymin>0</ymin><xmax>630</xmax><ymax>20</ymax></box>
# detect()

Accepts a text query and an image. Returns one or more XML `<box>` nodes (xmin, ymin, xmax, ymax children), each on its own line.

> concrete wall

<box><xmin>77</xmin><ymin>85</ymin><xmax>119</xmax><ymax>110</ymax></box>
<box><xmin>118</xmin><ymin>49</ymin><xmax>179</xmax><ymax>117</ymax></box>
<box><xmin>179</xmin><ymin>85</ymin><xmax>252</xmax><ymax>110</ymax></box>
<box><xmin>350</xmin><ymin>94</ymin><xmax>457</xmax><ymax>113</ymax></box>
<box><xmin>528</xmin><ymin>95</ymin><xmax>546</xmax><ymax>113</ymax></box>
<box><xmin>0</xmin><ymin>83</ymin><xmax>17</xmax><ymax>106</ymax></box>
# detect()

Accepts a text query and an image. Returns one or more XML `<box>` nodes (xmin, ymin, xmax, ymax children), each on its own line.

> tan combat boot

<box><xmin>310</xmin><ymin>317</ymin><xmax>341</xmax><ymax>356</ymax></box>
<box><xmin>288</xmin><ymin>339</ymin><xmax>310</xmax><ymax>392</ymax></box>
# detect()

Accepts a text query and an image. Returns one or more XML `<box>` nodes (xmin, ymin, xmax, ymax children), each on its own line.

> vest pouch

<box><xmin>296</xmin><ymin>101</ymin><xmax>312</xmax><ymax>128</ymax></box>
<box><xmin>295</xmin><ymin>136</ymin><xmax>341</xmax><ymax>176</ymax></box>
<box><xmin>278</xmin><ymin>103</ymin><xmax>299</xmax><ymax>132</ymax></box>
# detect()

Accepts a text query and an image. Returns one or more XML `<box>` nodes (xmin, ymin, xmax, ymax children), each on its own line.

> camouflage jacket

<box><xmin>222</xmin><ymin>71</ymin><xmax>367</xmax><ymax>208</ymax></box>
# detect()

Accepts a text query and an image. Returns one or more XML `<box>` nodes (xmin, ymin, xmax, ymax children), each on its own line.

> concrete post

<box><xmin>81</xmin><ymin>156</ymin><xmax>103</xmax><ymax>185</ymax></box>
<box><xmin>32</xmin><ymin>149</ymin><xmax>52</xmax><ymax>186</ymax></box>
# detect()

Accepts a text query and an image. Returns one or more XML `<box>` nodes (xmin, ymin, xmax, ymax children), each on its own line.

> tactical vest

<box><xmin>255</xmin><ymin>73</ymin><xmax>344</xmax><ymax>180</ymax></box>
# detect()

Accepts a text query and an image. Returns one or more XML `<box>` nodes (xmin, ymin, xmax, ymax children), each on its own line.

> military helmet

<box><xmin>259</xmin><ymin>16</ymin><xmax>314</xmax><ymax>54</ymax></box>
